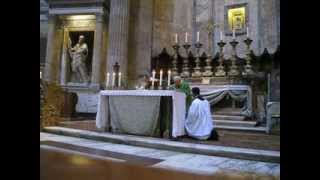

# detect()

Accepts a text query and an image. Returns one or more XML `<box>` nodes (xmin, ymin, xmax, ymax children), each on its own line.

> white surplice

<box><xmin>185</xmin><ymin>98</ymin><xmax>214</xmax><ymax>140</ymax></box>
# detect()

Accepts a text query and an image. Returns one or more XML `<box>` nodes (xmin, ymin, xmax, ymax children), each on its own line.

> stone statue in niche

<box><xmin>68</xmin><ymin>35</ymin><xmax>90</xmax><ymax>83</ymax></box>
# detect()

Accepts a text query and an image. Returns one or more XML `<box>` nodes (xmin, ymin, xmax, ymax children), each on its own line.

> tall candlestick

<box><xmin>175</xmin><ymin>33</ymin><xmax>178</xmax><ymax>43</ymax></box>
<box><xmin>185</xmin><ymin>32</ymin><xmax>188</xmax><ymax>43</ymax></box>
<box><xmin>168</xmin><ymin>70</ymin><xmax>171</xmax><ymax>86</ymax></box>
<box><xmin>197</xmin><ymin>31</ymin><xmax>200</xmax><ymax>42</ymax></box>
<box><xmin>232</xmin><ymin>29</ymin><xmax>236</xmax><ymax>40</ymax></box>
<box><xmin>112</xmin><ymin>72</ymin><xmax>115</xmax><ymax>87</ymax></box>
<box><xmin>246</xmin><ymin>27</ymin><xmax>249</xmax><ymax>38</ymax></box>
<box><xmin>118</xmin><ymin>72</ymin><xmax>121</xmax><ymax>87</ymax></box>
<box><xmin>106</xmin><ymin>72</ymin><xmax>110</xmax><ymax>87</ymax></box>
<box><xmin>159</xmin><ymin>69</ymin><xmax>163</xmax><ymax>87</ymax></box>
<box><xmin>152</xmin><ymin>70</ymin><xmax>156</xmax><ymax>88</ymax></box>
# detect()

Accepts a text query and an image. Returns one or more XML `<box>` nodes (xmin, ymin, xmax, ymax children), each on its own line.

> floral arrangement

<box><xmin>40</xmin><ymin>82</ymin><xmax>64</xmax><ymax>129</ymax></box>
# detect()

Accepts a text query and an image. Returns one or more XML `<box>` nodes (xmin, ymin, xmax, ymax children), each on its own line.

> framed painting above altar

<box><xmin>224</xmin><ymin>3</ymin><xmax>248</xmax><ymax>36</ymax></box>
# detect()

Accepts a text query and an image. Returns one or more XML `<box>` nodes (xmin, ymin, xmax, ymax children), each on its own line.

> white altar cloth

<box><xmin>95</xmin><ymin>90</ymin><xmax>186</xmax><ymax>137</ymax></box>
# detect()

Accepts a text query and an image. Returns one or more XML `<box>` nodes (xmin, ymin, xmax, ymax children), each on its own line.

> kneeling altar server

<box><xmin>185</xmin><ymin>87</ymin><xmax>219</xmax><ymax>140</ymax></box>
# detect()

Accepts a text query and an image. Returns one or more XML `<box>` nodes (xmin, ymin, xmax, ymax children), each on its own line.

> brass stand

<box><xmin>181</xmin><ymin>43</ymin><xmax>191</xmax><ymax>78</ymax></box>
<box><xmin>215</xmin><ymin>40</ymin><xmax>226</xmax><ymax>77</ymax></box>
<box><xmin>203</xmin><ymin>25</ymin><xmax>214</xmax><ymax>77</ymax></box>
<box><xmin>192</xmin><ymin>42</ymin><xmax>203</xmax><ymax>77</ymax></box>
<box><xmin>243</xmin><ymin>38</ymin><xmax>254</xmax><ymax>76</ymax></box>
<box><xmin>228</xmin><ymin>40</ymin><xmax>240</xmax><ymax>76</ymax></box>
<box><xmin>171</xmin><ymin>44</ymin><xmax>180</xmax><ymax>77</ymax></box>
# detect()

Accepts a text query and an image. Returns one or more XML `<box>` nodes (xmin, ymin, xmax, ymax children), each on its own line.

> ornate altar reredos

<box><xmin>151</xmin><ymin>44</ymin><xmax>280</xmax><ymax>119</ymax></box>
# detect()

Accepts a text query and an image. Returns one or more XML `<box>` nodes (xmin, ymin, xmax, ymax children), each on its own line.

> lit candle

<box><xmin>112</xmin><ymin>72</ymin><xmax>115</xmax><ymax>87</ymax></box>
<box><xmin>159</xmin><ymin>69</ymin><xmax>163</xmax><ymax>87</ymax></box>
<box><xmin>167</xmin><ymin>70</ymin><xmax>171</xmax><ymax>86</ymax></box>
<box><xmin>197</xmin><ymin>31</ymin><xmax>200</xmax><ymax>42</ymax></box>
<box><xmin>106</xmin><ymin>72</ymin><xmax>110</xmax><ymax>87</ymax></box>
<box><xmin>232</xmin><ymin>29</ymin><xmax>236</xmax><ymax>40</ymax></box>
<box><xmin>175</xmin><ymin>33</ymin><xmax>178</xmax><ymax>43</ymax></box>
<box><xmin>118</xmin><ymin>72</ymin><xmax>121</xmax><ymax>87</ymax></box>
<box><xmin>220</xmin><ymin>31</ymin><xmax>223</xmax><ymax>41</ymax></box>
<box><xmin>152</xmin><ymin>70</ymin><xmax>156</xmax><ymax>88</ymax></box>
<box><xmin>185</xmin><ymin>32</ymin><xmax>188</xmax><ymax>43</ymax></box>
<box><xmin>246</xmin><ymin>27</ymin><xmax>249</xmax><ymax>38</ymax></box>
<box><xmin>40</xmin><ymin>71</ymin><xmax>42</xmax><ymax>79</ymax></box>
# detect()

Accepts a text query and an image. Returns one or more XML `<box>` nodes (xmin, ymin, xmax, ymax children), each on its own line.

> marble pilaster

<box><xmin>106</xmin><ymin>0</ymin><xmax>131</xmax><ymax>86</ymax></box>
<box><xmin>44</xmin><ymin>15</ymin><xmax>57</xmax><ymax>82</ymax></box>
<box><xmin>91</xmin><ymin>13</ymin><xmax>105</xmax><ymax>87</ymax></box>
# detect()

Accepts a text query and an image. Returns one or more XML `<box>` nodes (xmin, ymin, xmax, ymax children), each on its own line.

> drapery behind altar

<box><xmin>193</xmin><ymin>85</ymin><xmax>253</xmax><ymax>117</ymax></box>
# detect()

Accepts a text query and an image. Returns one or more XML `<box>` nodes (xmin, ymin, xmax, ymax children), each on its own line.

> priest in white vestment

<box><xmin>185</xmin><ymin>87</ymin><xmax>218</xmax><ymax>140</ymax></box>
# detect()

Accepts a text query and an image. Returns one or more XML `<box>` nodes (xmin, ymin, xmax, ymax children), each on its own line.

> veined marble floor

<box><xmin>40</xmin><ymin>132</ymin><xmax>280</xmax><ymax>178</ymax></box>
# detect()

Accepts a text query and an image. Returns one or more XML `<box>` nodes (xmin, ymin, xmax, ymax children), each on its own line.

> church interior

<box><xmin>40</xmin><ymin>0</ymin><xmax>280</xmax><ymax>179</ymax></box>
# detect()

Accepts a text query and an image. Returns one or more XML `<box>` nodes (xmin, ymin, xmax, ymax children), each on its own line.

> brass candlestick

<box><xmin>215</xmin><ymin>40</ymin><xmax>226</xmax><ymax>77</ymax></box>
<box><xmin>181</xmin><ymin>43</ymin><xmax>191</xmax><ymax>78</ymax></box>
<box><xmin>202</xmin><ymin>32</ymin><xmax>213</xmax><ymax>77</ymax></box>
<box><xmin>192</xmin><ymin>42</ymin><xmax>203</xmax><ymax>77</ymax></box>
<box><xmin>242</xmin><ymin>38</ymin><xmax>254</xmax><ymax>76</ymax></box>
<box><xmin>203</xmin><ymin>54</ymin><xmax>213</xmax><ymax>77</ymax></box>
<box><xmin>202</xmin><ymin>21</ymin><xmax>215</xmax><ymax>77</ymax></box>
<box><xmin>172</xmin><ymin>44</ymin><xmax>180</xmax><ymax>77</ymax></box>
<box><xmin>228</xmin><ymin>39</ymin><xmax>240</xmax><ymax>76</ymax></box>
<box><xmin>112</xmin><ymin>62</ymin><xmax>120</xmax><ymax>90</ymax></box>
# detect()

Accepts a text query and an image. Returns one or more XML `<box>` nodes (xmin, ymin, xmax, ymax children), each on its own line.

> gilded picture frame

<box><xmin>224</xmin><ymin>3</ymin><xmax>248</xmax><ymax>36</ymax></box>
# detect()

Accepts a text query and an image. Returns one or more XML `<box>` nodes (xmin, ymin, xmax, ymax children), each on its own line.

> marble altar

<box><xmin>96</xmin><ymin>90</ymin><xmax>186</xmax><ymax>138</ymax></box>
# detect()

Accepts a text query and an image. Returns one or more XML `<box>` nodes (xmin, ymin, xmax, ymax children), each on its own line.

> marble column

<box><xmin>106</xmin><ymin>0</ymin><xmax>130</xmax><ymax>85</ymax></box>
<box><xmin>44</xmin><ymin>15</ymin><xmax>57</xmax><ymax>82</ymax></box>
<box><xmin>91</xmin><ymin>13</ymin><xmax>105</xmax><ymax>87</ymax></box>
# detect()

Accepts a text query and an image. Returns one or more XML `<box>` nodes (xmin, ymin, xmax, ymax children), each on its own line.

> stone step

<box><xmin>215</xmin><ymin>125</ymin><xmax>266</xmax><ymax>133</ymax></box>
<box><xmin>214</xmin><ymin>111</ymin><xmax>244</xmax><ymax>116</ymax></box>
<box><xmin>214</xmin><ymin>120</ymin><xmax>256</xmax><ymax>127</ymax></box>
<box><xmin>42</xmin><ymin>126</ymin><xmax>279</xmax><ymax>163</ymax></box>
<box><xmin>212</xmin><ymin>115</ymin><xmax>246</xmax><ymax>121</ymax></box>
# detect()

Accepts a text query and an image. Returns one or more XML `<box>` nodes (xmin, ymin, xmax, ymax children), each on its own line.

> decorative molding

<box><xmin>48</xmin><ymin>0</ymin><xmax>107</xmax><ymax>10</ymax></box>
<box><xmin>49</xmin><ymin>7</ymin><xmax>104</xmax><ymax>15</ymax></box>
<box><xmin>61</xmin><ymin>19</ymin><xmax>96</xmax><ymax>28</ymax></box>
